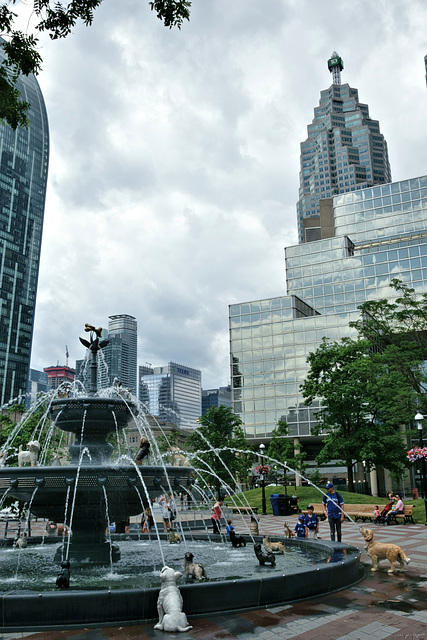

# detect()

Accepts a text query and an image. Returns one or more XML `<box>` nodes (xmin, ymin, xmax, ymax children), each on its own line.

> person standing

<box><xmin>159</xmin><ymin>495</ymin><xmax>172</xmax><ymax>533</ymax></box>
<box><xmin>211</xmin><ymin>498</ymin><xmax>224</xmax><ymax>534</ymax></box>
<box><xmin>322</xmin><ymin>482</ymin><xmax>344</xmax><ymax>542</ymax></box>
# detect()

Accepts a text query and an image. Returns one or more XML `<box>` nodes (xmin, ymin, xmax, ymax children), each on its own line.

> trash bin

<box><xmin>412</xmin><ymin>488</ymin><xmax>419</xmax><ymax>500</ymax></box>
<box><xmin>277</xmin><ymin>494</ymin><xmax>292</xmax><ymax>516</ymax></box>
<box><xmin>289</xmin><ymin>495</ymin><xmax>300</xmax><ymax>514</ymax></box>
<box><xmin>270</xmin><ymin>494</ymin><xmax>280</xmax><ymax>516</ymax></box>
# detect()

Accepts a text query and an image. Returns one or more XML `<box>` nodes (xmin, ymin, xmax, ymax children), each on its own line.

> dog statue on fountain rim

<box><xmin>254</xmin><ymin>542</ymin><xmax>276</xmax><ymax>566</ymax></box>
<box><xmin>154</xmin><ymin>566</ymin><xmax>193</xmax><ymax>633</ymax></box>
<box><xmin>360</xmin><ymin>526</ymin><xmax>411</xmax><ymax>574</ymax></box>
<box><xmin>169</xmin><ymin>529</ymin><xmax>181</xmax><ymax>544</ymax></box>
<box><xmin>184</xmin><ymin>552</ymin><xmax>208</xmax><ymax>580</ymax></box>
<box><xmin>17</xmin><ymin>440</ymin><xmax>40</xmax><ymax>467</ymax></box>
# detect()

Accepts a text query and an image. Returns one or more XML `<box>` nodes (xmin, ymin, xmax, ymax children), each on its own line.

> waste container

<box><xmin>277</xmin><ymin>494</ymin><xmax>292</xmax><ymax>516</ymax></box>
<box><xmin>289</xmin><ymin>495</ymin><xmax>300</xmax><ymax>514</ymax></box>
<box><xmin>270</xmin><ymin>494</ymin><xmax>280</xmax><ymax>516</ymax></box>
<box><xmin>412</xmin><ymin>488</ymin><xmax>419</xmax><ymax>500</ymax></box>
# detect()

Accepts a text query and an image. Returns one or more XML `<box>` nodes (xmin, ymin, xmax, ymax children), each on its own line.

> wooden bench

<box><xmin>226</xmin><ymin>506</ymin><xmax>258</xmax><ymax>515</ymax></box>
<box><xmin>300</xmin><ymin>504</ymin><xmax>327</xmax><ymax>520</ymax></box>
<box><xmin>389</xmin><ymin>505</ymin><xmax>414</xmax><ymax>525</ymax></box>
<box><xmin>344</xmin><ymin>504</ymin><xmax>386</xmax><ymax>522</ymax></box>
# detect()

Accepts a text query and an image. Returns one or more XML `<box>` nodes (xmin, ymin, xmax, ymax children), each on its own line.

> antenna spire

<box><xmin>328</xmin><ymin>52</ymin><xmax>344</xmax><ymax>85</ymax></box>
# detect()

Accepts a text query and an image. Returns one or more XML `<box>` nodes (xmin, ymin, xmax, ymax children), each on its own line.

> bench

<box><xmin>344</xmin><ymin>504</ymin><xmax>386</xmax><ymax>522</ymax></box>
<box><xmin>225</xmin><ymin>505</ymin><xmax>258</xmax><ymax>515</ymax></box>
<box><xmin>300</xmin><ymin>504</ymin><xmax>327</xmax><ymax>521</ymax></box>
<box><xmin>389</xmin><ymin>505</ymin><xmax>414</xmax><ymax>525</ymax></box>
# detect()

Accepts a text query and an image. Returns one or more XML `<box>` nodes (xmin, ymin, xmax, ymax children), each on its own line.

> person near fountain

<box><xmin>142</xmin><ymin>506</ymin><xmax>154</xmax><ymax>533</ymax></box>
<box><xmin>304</xmin><ymin>505</ymin><xmax>320</xmax><ymax>539</ymax></box>
<box><xmin>294</xmin><ymin>515</ymin><xmax>306</xmax><ymax>538</ymax></box>
<box><xmin>385</xmin><ymin>493</ymin><xmax>404</xmax><ymax>526</ymax></box>
<box><xmin>160</xmin><ymin>495</ymin><xmax>172</xmax><ymax>533</ymax></box>
<box><xmin>322</xmin><ymin>482</ymin><xmax>344</xmax><ymax>542</ymax></box>
<box><xmin>211</xmin><ymin>498</ymin><xmax>224</xmax><ymax>534</ymax></box>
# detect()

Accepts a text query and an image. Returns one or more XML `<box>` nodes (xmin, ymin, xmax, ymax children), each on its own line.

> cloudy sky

<box><xmin>26</xmin><ymin>0</ymin><xmax>427</xmax><ymax>389</ymax></box>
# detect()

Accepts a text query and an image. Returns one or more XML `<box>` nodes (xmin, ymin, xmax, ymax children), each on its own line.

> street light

<box><xmin>414</xmin><ymin>413</ymin><xmax>427</xmax><ymax>526</ymax></box>
<box><xmin>259</xmin><ymin>443</ymin><xmax>267</xmax><ymax>516</ymax></box>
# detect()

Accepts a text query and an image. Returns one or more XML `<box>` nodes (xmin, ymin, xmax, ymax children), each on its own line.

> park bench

<box><xmin>389</xmin><ymin>505</ymin><xmax>414</xmax><ymax>525</ymax></box>
<box><xmin>344</xmin><ymin>504</ymin><xmax>385</xmax><ymax>522</ymax></box>
<box><xmin>300</xmin><ymin>504</ymin><xmax>326</xmax><ymax>520</ymax></box>
<box><xmin>225</xmin><ymin>505</ymin><xmax>258</xmax><ymax>515</ymax></box>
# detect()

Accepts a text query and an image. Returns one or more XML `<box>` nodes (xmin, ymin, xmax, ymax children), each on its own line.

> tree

<box><xmin>0</xmin><ymin>0</ymin><xmax>191</xmax><ymax>129</ymax></box>
<box><xmin>267</xmin><ymin>419</ymin><xmax>308</xmax><ymax>480</ymax></box>
<box><xmin>300</xmin><ymin>337</ymin><xmax>410</xmax><ymax>491</ymax></box>
<box><xmin>186</xmin><ymin>405</ymin><xmax>252</xmax><ymax>495</ymax></box>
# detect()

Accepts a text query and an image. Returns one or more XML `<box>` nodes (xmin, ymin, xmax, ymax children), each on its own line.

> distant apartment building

<box><xmin>43</xmin><ymin>365</ymin><xmax>75</xmax><ymax>390</ymax></box>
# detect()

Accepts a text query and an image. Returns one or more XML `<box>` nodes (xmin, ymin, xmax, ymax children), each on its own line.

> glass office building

<box><xmin>297</xmin><ymin>56</ymin><xmax>390</xmax><ymax>244</ymax></box>
<box><xmin>139</xmin><ymin>362</ymin><xmax>201</xmax><ymax>430</ymax></box>
<box><xmin>0</xmin><ymin>47</ymin><xmax>49</xmax><ymax>405</ymax></box>
<box><xmin>229</xmin><ymin>175</ymin><xmax>427</xmax><ymax>441</ymax></box>
<box><xmin>102</xmin><ymin>315</ymin><xmax>138</xmax><ymax>392</ymax></box>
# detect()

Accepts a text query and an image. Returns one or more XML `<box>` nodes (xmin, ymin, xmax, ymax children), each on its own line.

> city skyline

<box><xmin>21</xmin><ymin>1</ymin><xmax>427</xmax><ymax>392</ymax></box>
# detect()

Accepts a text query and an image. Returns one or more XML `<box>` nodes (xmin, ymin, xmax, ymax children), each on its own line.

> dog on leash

<box><xmin>229</xmin><ymin>530</ymin><xmax>246</xmax><ymax>548</ymax></box>
<box><xmin>169</xmin><ymin>529</ymin><xmax>181</xmax><ymax>544</ymax></box>
<box><xmin>263</xmin><ymin>536</ymin><xmax>285</xmax><ymax>554</ymax></box>
<box><xmin>154</xmin><ymin>566</ymin><xmax>192</xmax><ymax>633</ymax></box>
<box><xmin>360</xmin><ymin>527</ymin><xmax>411</xmax><ymax>574</ymax></box>
<box><xmin>254</xmin><ymin>543</ymin><xmax>276</xmax><ymax>566</ymax></box>
<box><xmin>184</xmin><ymin>552</ymin><xmax>208</xmax><ymax>580</ymax></box>
<box><xmin>17</xmin><ymin>441</ymin><xmax>40</xmax><ymax>467</ymax></box>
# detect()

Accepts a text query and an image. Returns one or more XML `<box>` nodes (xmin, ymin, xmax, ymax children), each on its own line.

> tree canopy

<box><xmin>267</xmin><ymin>419</ymin><xmax>308</xmax><ymax>480</ymax></box>
<box><xmin>186</xmin><ymin>405</ymin><xmax>252</xmax><ymax>496</ymax></box>
<box><xmin>0</xmin><ymin>0</ymin><xmax>192</xmax><ymax>129</ymax></box>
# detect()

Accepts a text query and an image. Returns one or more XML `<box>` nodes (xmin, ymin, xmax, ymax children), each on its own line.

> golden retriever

<box><xmin>360</xmin><ymin>527</ymin><xmax>411</xmax><ymax>574</ymax></box>
<box><xmin>263</xmin><ymin>536</ymin><xmax>285</xmax><ymax>554</ymax></box>
<box><xmin>283</xmin><ymin>522</ymin><xmax>295</xmax><ymax>538</ymax></box>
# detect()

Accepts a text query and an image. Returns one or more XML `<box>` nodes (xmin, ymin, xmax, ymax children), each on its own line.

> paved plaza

<box><xmin>1</xmin><ymin>514</ymin><xmax>427</xmax><ymax>640</ymax></box>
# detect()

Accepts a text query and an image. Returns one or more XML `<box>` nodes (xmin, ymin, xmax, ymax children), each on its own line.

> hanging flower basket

<box><xmin>407</xmin><ymin>446</ymin><xmax>427</xmax><ymax>462</ymax></box>
<box><xmin>255</xmin><ymin>464</ymin><xmax>271</xmax><ymax>476</ymax></box>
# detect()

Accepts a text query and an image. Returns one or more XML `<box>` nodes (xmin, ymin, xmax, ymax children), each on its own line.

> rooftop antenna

<box><xmin>65</xmin><ymin>345</ymin><xmax>69</xmax><ymax>367</ymax></box>
<box><xmin>328</xmin><ymin>51</ymin><xmax>344</xmax><ymax>85</ymax></box>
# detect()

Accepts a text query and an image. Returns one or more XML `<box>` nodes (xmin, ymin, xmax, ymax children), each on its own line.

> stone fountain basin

<box><xmin>49</xmin><ymin>396</ymin><xmax>136</xmax><ymax>435</ymax></box>
<box><xmin>0</xmin><ymin>465</ymin><xmax>193</xmax><ymax>523</ymax></box>
<box><xmin>0</xmin><ymin>535</ymin><xmax>361</xmax><ymax>632</ymax></box>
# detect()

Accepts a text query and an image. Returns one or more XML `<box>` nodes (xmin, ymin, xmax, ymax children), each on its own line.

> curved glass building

<box><xmin>0</xmin><ymin>46</ymin><xmax>49</xmax><ymax>405</ymax></box>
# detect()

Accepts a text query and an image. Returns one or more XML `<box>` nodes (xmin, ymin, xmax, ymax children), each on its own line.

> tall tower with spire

<box><xmin>296</xmin><ymin>52</ymin><xmax>391</xmax><ymax>243</ymax></box>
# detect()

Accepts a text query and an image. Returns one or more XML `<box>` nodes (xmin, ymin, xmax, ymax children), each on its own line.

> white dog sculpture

<box><xmin>154</xmin><ymin>566</ymin><xmax>193</xmax><ymax>633</ymax></box>
<box><xmin>17</xmin><ymin>441</ymin><xmax>40</xmax><ymax>467</ymax></box>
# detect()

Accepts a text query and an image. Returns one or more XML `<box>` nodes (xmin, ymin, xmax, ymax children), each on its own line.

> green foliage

<box><xmin>301</xmin><ymin>336</ymin><xmax>410</xmax><ymax>489</ymax></box>
<box><xmin>0</xmin><ymin>0</ymin><xmax>191</xmax><ymax>129</ymax></box>
<box><xmin>186</xmin><ymin>405</ymin><xmax>252</xmax><ymax>494</ymax></box>
<box><xmin>267</xmin><ymin>419</ymin><xmax>308</xmax><ymax>478</ymax></box>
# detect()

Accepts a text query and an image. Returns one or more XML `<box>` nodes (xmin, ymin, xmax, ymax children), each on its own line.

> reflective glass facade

<box><xmin>297</xmin><ymin>82</ymin><xmax>390</xmax><ymax>243</ymax></box>
<box><xmin>139</xmin><ymin>362</ymin><xmax>201</xmax><ymax>430</ymax></box>
<box><xmin>0</xmin><ymin>52</ymin><xmax>49</xmax><ymax>404</ymax></box>
<box><xmin>230</xmin><ymin>176</ymin><xmax>427</xmax><ymax>441</ymax></box>
<box><xmin>103</xmin><ymin>315</ymin><xmax>138</xmax><ymax>391</ymax></box>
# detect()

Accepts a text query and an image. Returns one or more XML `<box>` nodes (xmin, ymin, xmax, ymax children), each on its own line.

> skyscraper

<box><xmin>0</xmin><ymin>46</ymin><xmax>49</xmax><ymax>405</ymax></box>
<box><xmin>103</xmin><ymin>315</ymin><xmax>138</xmax><ymax>391</ymax></box>
<box><xmin>297</xmin><ymin>52</ymin><xmax>391</xmax><ymax>243</ymax></box>
<box><xmin>139</xmin><ymin>362</ymin><xmax>201</xmax><ymax>430</ymax></box>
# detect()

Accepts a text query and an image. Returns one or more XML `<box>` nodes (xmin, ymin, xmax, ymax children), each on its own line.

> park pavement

<box><xmin>1</xmin><ymin>513</ymin><xmax>427</xmax><ymax>640</ymax></box>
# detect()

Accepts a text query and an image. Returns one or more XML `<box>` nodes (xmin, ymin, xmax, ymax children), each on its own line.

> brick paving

<box><xmin>1</xmin><ymin>514</ymin><xmax>427</xmax><ymax>640</ymax></box>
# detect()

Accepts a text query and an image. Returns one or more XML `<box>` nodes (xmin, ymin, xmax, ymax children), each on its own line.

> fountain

<box><xmin>0</xmin><ymin>328</ymin><xmax>362</xmax><ymax>632</ymax></box>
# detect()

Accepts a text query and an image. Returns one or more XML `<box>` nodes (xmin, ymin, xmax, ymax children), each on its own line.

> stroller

<box><xmin>377</xmin><ymin>501</ymin><xmax>393</xmax><ymax>525</ymax></box>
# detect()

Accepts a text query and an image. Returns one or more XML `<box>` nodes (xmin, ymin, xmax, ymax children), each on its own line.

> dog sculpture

<box><xmin>263</xmin><ymin>536</ymin><xmax>285</xmax><ymax>554</ymax></box>
<box><xmin>17</xmin><ymin>441</ymin><xmax>40</xmax><ymax>467</ymax></box>
<box><xmin>169</xmin><ymin>529</ymin><xmax>181</xmax><ymax>544</ymax></box>
<box><xmin>14</xmin><ymin>534</ymin><xmax>27</xmax><ymax>549</ymax></box>
<box><xmin>254</xmin><ymin>542</ymin><xmax>276</xmax><ymax>566</ymax></box>
<box><xmin>184</xmin><ymin>552</ymin><xmax>208</xmax><ymax>580</ymax></box>
<box><xmin>134</xmin><ymin>437</ymin><xmax>150</xmax><ymax>465</ymax></box>
<box><xmin>46</xmin><ymin>521</ymin><xmax>57</xmax><ymax>536</ymax></box>
<box><xmin>154</xmin><ymin>566</ymin><xmax>192</xmax><ymax>633</ymax></box>
<box><xmin>360</xmin><ymin>527</ymin><xmax>411</xmax><ymax>574</ymax></box>
<box><xmin>56</xmin><ymin>560</ymin><xmax>71</xmax><ymax>588</ymax></box>
<box><xmin>249</xmin><ymin>515</ymin><xmax>259</xmax><ymax>537</ymax></box>
<box><xmin>229</xmin><ymin>530</ymin><xmax>246</xmax><ymax>548</ymax></box>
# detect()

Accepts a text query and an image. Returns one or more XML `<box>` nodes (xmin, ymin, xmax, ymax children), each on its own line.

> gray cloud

<box><xmin>30</xmin><ymin>0</ymin><xmax>427</xmax><ymax>387</ymax></box>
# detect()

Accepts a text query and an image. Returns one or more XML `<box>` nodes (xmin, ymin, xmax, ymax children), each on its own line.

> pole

<box><xmin>259</xmin><ymin>445</ymin><xmax>267</xmax><ymax>516</ymax></box>
<box><xmin>418</xmin><ymin>426</ymin><xmax>427</xmax><ymax>526</ymax></box>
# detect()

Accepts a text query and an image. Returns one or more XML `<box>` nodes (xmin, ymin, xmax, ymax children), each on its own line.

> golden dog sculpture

<box><xmin>360</xmin><ymin>527</ymin><xmax>411</xmax><ymax>574</ymax></box>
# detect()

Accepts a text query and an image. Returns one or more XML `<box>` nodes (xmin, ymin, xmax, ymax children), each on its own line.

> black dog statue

<box><xmin>56</xmin><ymin>560</ymin><xmax>71</xmax><ymax>588</ymax></box>
<box><xmin>134</xmin><ymin>437</ymin><xmax>150</xmax><ymax>465</ymax></box>
<box><xmin>229</xmin><ymin>530</ymin><xmax>246</xmax><ymax>548</ymax></box>
<box><xmin>254</xmin><ymin>543</ymin><xmax>276</xmax><ymax>566</ymax></box>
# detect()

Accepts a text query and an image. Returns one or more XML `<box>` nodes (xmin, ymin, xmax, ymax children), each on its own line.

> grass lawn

<box><xmin>234</xmin><ymin>485</ymin><xmax>427</xmax><ymax>524</ymax></box>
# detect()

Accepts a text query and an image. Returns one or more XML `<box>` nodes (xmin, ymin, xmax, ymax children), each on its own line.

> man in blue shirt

<box><xmin>322</xmin><ymin>482</ymin><xmax>344</xmax><ymax>542</ymax></box>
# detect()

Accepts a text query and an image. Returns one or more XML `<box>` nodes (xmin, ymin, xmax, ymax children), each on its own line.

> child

<box><xmin>226</xmin><ymin>519</ymin><xmax>235</xmax><ymax>537</ymax></box>
<box><xmin>304</xmin><ymin>504</ymin><xmax>320</xmax><ymax>539</ymax></box>
<box><xmin>373</xmin><ymin>505</ymin><xmax>380</xmax><ymax>525</ymax></box>
<box><xmin>294</xmin><ymin>514</ymin><xmax>306</xmax><ymax>538</ymax></box>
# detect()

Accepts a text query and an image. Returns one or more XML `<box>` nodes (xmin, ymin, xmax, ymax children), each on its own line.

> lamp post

<box><xmin>259</xmin><ymin>443</ymin><xmax>267</xmax><ymax>516</ymax></box>
<box><xmin>414</xmin><ymin>413</ymin><xmax>427</xmax><ymax>526</ymax></box>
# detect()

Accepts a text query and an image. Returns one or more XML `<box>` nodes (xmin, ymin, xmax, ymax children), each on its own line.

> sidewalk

<box><xmin>1</xmin><ymin>515</ymin><xmax>427</xmax><ymax>640</ymax></box>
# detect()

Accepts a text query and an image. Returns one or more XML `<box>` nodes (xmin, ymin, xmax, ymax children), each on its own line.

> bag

<box><xmin>168</xmin><ymin>507</ymin><xmax>175</xmax><ymax>521</ymax></box>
